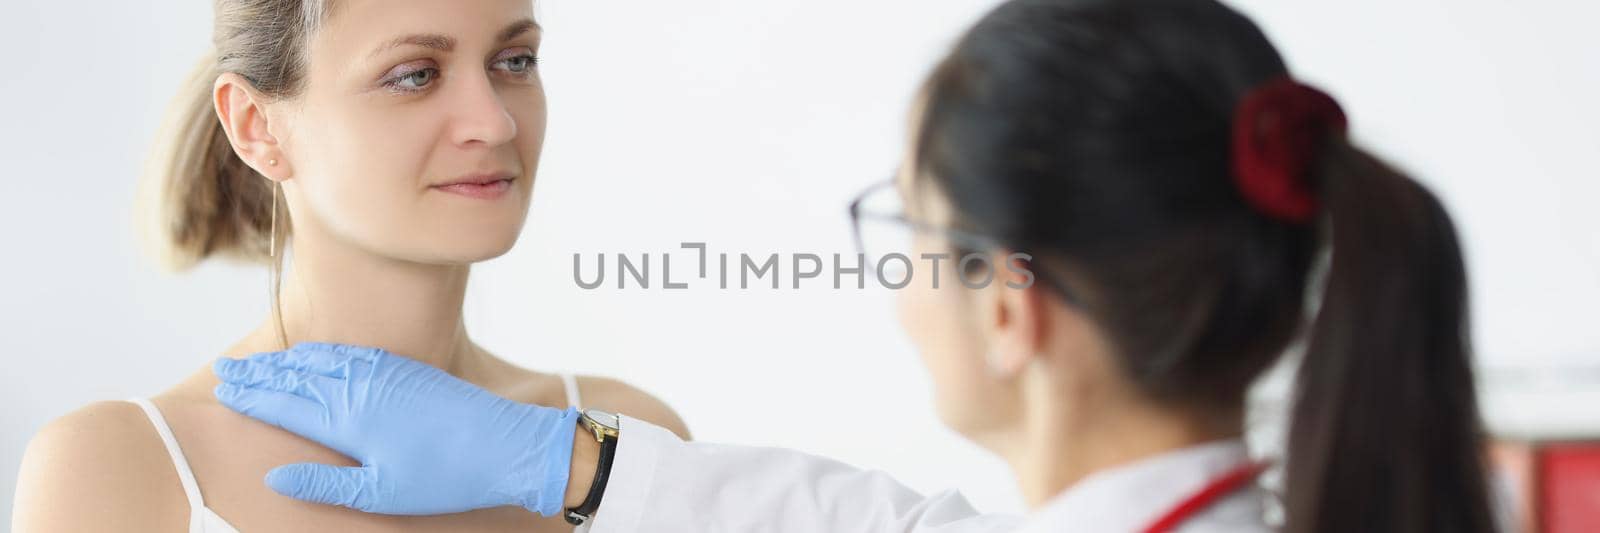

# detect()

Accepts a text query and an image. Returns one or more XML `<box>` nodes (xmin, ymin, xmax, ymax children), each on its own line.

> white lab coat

<box><xmin>586</xmin><ymin>415</ymin><xmax>1273</xmax><ymax>533</ymax></box>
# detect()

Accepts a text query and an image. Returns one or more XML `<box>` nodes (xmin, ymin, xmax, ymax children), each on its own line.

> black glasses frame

<box><xmin>846</xmin><ymin>179</ymin><xmax>1080</xmax><ymax>304</ymax></box>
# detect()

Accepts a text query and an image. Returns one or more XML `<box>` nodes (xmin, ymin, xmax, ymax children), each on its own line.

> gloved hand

<box><xmin>211</xmin><ymin>342</ymin><xmax>581</xmax><ymax>516</ymax></box>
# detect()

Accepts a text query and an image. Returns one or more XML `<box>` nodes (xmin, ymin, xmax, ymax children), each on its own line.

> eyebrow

<box><xmin>497</xmin><ymin>19</ymin><xmax>540</xmax><ymax>43</ymax></box>
<box><xmin>367</xmin><ymin>18</ymin><xmax>542</xmax><ymax>59</ymax></box>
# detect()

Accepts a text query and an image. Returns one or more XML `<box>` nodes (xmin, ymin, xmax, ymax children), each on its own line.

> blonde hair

<box><xmin>137</xmin><ymin>0</ymin><xmax>331</xmax><ymax>347</ymax></box>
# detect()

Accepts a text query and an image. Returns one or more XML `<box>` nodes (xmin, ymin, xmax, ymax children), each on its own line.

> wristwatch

<box><xmin>565</xmin><ymin>408</ymin><xmax>620</xmax><ymax>525</ymax></box>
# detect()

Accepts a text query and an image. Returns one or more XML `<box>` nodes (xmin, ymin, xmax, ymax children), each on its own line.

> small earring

<box><xmin>268</xmin><ymin>159</ymin><xmax>278</xmax><ymax>166</ymax></box>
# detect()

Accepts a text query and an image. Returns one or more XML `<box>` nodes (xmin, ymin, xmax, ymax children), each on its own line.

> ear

<box><xmin>979</xmin><ymin>251</ymin><xmax>1048</xmax><ymax>378</ymax></box>
<box><xmin>214</xmin><ymin>73</ymin><xmax>290</xmax><ymax>182</ymax></box>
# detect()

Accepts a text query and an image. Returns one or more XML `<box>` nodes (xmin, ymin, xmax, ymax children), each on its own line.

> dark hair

<box><xmin>913</xmin><ymin>0</ymin><xmax>1496</xmax><ymax>531</ymax></box>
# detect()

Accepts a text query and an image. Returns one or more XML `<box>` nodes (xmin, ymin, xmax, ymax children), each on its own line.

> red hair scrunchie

<box><xmin>1231</xmin><ymin>76</ymin><xmax>1347</xmax><ymax>224</ymax></box>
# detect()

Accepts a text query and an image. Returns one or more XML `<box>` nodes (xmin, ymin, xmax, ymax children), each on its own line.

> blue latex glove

<box><xmin>210</xmin><ymin>342</ymin><xmax>581</xmax><ymax>516</ymax></box>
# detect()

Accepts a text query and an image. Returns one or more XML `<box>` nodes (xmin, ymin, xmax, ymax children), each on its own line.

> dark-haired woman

<box><xmin>195</xmin><ymin>0</ymin><xmax>1498</xmax><ymax>531</ymax></box>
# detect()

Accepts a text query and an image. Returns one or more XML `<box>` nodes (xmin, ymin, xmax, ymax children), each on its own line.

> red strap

<box><xmin>1140</xmin><ymin>461</ymin><xmax>1270</xmax><ymax>533</ymax></box>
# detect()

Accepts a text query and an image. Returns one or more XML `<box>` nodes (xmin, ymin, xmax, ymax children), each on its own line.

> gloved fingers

<box><xmin>214</xmin><ymin>357</ymin><xmax>339</xmax><ymax>400</ymax></box>
<box><xmin>215</xmin><ymin>382</ymin><xmax>330</xmax><ymax>441</ymax></box>
<box><xmin>265</xmin><ymin>463</ymin><xmax>384</xmax><ymax>513</ymax></box>
<box><xmin>246</xmin><ymin>343</ymin><xmax>375</xmax><ymax>378</ymax></box>
<box><xmin>291</xmin><ymin>342</ymin><xmax>385</xmax><ymax>363</ymax></box>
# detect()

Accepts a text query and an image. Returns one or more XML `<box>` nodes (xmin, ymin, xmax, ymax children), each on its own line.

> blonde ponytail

<box><xmin>137</xmin><ymin>50</ymin><xmax>278</xmax><ymax>272</ymax></box>
<box><xmin>136</xmin><ymin>0</ymin><xmax>330</xmax><ymax>350</ymax></box>
<box><xmin>137</xmin><ymin>0</ymin><xmax>328</xmax><ymax>272</ymax></box>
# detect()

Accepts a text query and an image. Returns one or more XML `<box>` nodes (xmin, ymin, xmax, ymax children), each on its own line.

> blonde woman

<box><xmin>12</xmin><ymin>1</ymin><xmax>689</xmax><ymax>531</ymax></box>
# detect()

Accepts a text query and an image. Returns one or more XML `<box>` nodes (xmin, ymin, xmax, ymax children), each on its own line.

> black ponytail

<box><xmin>913</xmin><ymin>0</ymin><xmax>1496</xmax><ymax>531</ymax></box>
<box><xmin>1285</xmin><ymin>140</ymin><xmax>1495</xmax><ymax>532</ymax></box>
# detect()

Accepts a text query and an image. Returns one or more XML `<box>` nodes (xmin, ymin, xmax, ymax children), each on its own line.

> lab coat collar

<box><xmin>1013</xmin><ymin>438</ymin><xmax>1270</xmax><ymax>532</ymax></box>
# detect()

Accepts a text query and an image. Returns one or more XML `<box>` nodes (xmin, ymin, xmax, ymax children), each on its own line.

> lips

<box><xmin>431</xmin><ymin>173</ymin><xmax>516</xmax><ymax>200</ymax></box>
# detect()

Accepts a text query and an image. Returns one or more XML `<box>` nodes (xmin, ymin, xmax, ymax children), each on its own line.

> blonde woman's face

<box><xmin>275</xmin><ymin>0</ymin><xmax>545</xmax><ymax>264</ymax></box>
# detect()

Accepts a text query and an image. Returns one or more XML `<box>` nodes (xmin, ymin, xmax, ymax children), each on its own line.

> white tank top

<box><xmin>129</xmin><ymin>373</ymin><xmax>586</xmax><ymax>533</ymax></box>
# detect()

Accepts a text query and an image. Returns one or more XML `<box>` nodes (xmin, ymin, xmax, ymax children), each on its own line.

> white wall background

<box><xmin>2</xmin><ymin>0</ymin><xmax>1596</xmax><ymax>526</ymax></box>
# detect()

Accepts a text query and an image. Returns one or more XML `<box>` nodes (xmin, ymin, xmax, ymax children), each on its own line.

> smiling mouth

<box><xmin>430</xmin><ymin>177</ymin><xmax>515</xmax><ymax>199</ymax></box>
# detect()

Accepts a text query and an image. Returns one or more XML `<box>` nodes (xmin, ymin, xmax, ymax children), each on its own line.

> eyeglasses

<box><xmin>847</xmin><ymin>180</ymin><xmax>1005</xmax><ymax>269</ymax></box>
<box><xmin>846</xmin><ymin>179</ymin><xmax>1079</xmax><ymax>303</ymax></box>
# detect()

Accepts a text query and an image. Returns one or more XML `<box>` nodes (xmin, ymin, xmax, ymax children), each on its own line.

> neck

<box><xmin>231</xmin><ymin>233</ymin><xmax>485</xmax><ymax>379</ymax></box>
<box><xmin>1004</xmin><ymin>375</ymin><xmax>1243</xmax><ymax>508</ymax></box>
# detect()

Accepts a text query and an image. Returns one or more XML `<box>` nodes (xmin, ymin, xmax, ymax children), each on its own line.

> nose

<box><xmin>448</xmin><ymin>71</ymin><xmax>518</xmax><ymax>148</ymax></box>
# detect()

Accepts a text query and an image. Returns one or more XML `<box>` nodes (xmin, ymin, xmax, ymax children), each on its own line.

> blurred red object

<box><xmin>1491</xmin><ymin>440</ymin><xmax>1600</xmax><ymax>533</ymax></box>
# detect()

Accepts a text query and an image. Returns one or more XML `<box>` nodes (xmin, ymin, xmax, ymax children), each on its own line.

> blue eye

<box><xmin>495</xmin><ymin>54</ymin><xmax>539</xmax><ymax>74</ymax></box>
<box><xmin>388</xmin><ymin>68</ymin><xmax>439</xmax><ymax>91</ymax></box>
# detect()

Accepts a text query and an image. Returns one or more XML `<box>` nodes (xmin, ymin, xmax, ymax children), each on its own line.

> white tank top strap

<box><xmin>126</xmin><ymin>398</ymin><xmax>207</xmax><ymax>512</ymax></box>
<box><xmin>561</xmin><ymin>373</ymin><xmax>583</xmax><ymax>409</ymax></box>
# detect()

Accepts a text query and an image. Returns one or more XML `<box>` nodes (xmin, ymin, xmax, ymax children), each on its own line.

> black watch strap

<box><xmin>564</xmin><ymin>432</ymin><xmax>618</xmax><ymax>525</ymax></box>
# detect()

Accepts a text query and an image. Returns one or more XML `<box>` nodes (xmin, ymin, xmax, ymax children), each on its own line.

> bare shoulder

<box><xmin>467</xmin><ymin>353</ymin><xmax>691</xmax><ymax>440</ymax></box>
<box><xmin>574</xmin><ymin>376</ymin><xmax>693</xmax><ymax>440</ymax></box>
<box><xmin>12</xmin><ymin>400</ymin><xmax>188</xmax><ymax>532</ymax></box>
